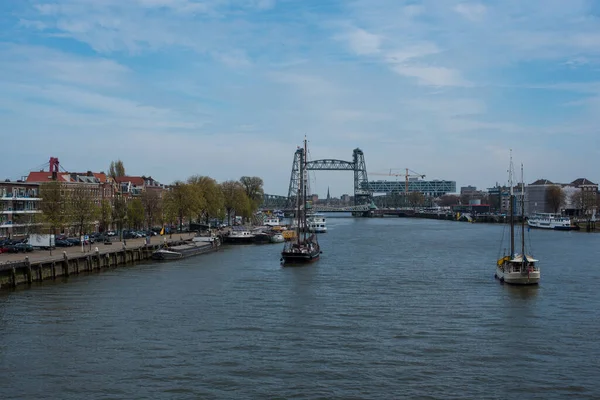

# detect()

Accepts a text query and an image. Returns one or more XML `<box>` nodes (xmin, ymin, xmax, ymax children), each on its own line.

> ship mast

<box><xmin>296</xmin><ymin>143</ymin><xmax>304</xmax><ymax>245</ymax></box>
<box><xmin>509</xmin><ymin>150</ymin><xmax>514</xmax><ymax>258</ymax></box>
<box><xmin>521</xmin><ymin>163</ymin><xmax>525</xmax><ymax>258</ymax></box>
<box><xmin>303</xmin><ymin>136</ymin><xmax>308</xmax><ymax>242</ymax></box>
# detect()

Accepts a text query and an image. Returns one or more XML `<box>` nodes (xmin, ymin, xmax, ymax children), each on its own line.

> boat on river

<box><xmin>527</xmin><ymin>213</ymin><xmax>575</xmax><ymax>230</ymax></box>
<box><xmin>281</xmin><ymin>138</ymin><xmax>321</xmax><ymax>265</ymax></box>
<box><xmin>223</xmin><ymin>226</ymin><xmax>255</xmax><ymax>244</ymax></box>
<box><xmin>151</xmin><ymin>241</ymin><xmax>219</xmax><ymax>260</ymax></box>
<box><xmin>495</xmin><ymin>153</ymin><xmax>540</xmax><ymax>285</ymax></box>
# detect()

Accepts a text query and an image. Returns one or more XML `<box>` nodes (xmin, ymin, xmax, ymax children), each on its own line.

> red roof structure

<box><xmin>115</xmin><ymin>176</ymin><xmax>145</xmax><ymax>186</ymax></box>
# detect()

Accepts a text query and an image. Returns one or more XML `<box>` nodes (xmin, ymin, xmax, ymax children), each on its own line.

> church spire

<box><xmin>327</xmin><ymin>186</ymin><xmax>330</xmax><ymax>203</ymax></box>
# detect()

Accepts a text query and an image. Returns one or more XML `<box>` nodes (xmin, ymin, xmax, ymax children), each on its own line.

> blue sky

<box><xmin>1</xmin><ymin>0</ymin><xmax>599</xmax><ymax>197</ymax></box>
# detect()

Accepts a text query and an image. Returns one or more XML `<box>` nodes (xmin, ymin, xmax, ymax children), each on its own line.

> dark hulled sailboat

<box><xmin>281</xmin><ymin>139</ymin><xmax>321</xmax><ymax>265</ymax></box>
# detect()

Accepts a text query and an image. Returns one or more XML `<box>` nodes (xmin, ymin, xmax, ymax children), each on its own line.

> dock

<box><xmin>0</xmin><ymin>233</ymin><xmax>215</xmax><ymax>290</ymax></box>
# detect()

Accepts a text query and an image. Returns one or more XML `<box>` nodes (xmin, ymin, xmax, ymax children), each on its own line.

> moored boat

<box><xmin>527</xmin><ymin>213</ymin><xmax>575</xmax><ymax>230</ymax></box>
<box><xmin>223</xmin><ymin>226</ymin><xmax>255</xmax><ymax>244</ymax></box>
<box><xmin>151</xmin><ymin>240</ymin><xmax>219</xmax><ymax>261</ymax></box>
<box><xmin>307</xmin><ymin>213</ymin><xmax>327</xmax><ymax>233</ymax></box>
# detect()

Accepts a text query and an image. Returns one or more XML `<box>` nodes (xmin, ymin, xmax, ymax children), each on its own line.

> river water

<box><xmin>1</xmin><ymin>216</ymin><xmax>599</xmax><ymax>399</ymax></box>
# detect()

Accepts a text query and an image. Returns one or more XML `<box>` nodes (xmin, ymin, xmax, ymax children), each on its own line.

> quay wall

<box><xmin>0</xmin><ymin>234</ymin><xmax>220</xmax><ymax>290</ymax></box>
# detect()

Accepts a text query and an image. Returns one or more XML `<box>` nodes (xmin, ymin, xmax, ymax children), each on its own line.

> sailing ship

<box><xmin>495</xmin><ymin>153</ymin><xmax>540</xmax><ymax>285</ymax></box>
<box><xmin>281</xmin><ymin>138</ymin><xmax>321</xmax><ymax>265</ymax></box>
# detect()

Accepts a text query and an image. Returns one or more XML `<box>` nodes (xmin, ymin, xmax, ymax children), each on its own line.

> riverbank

<box><xmin>0</xmin><ymin>233</ymin><xmax>214</xmax><ymax>290</ymax></box>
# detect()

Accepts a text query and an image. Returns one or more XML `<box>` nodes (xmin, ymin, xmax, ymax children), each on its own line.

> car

<box><xmin>13</xmin><ymin>243</ymin><xmax>34</xmax><ymax>252</ymax></box>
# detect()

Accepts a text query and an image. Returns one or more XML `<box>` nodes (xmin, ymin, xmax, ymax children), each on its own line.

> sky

<box><xmin>1</xmin><ymin>0</ymin><xmax>600</xmax><ymax>198</ymax></box>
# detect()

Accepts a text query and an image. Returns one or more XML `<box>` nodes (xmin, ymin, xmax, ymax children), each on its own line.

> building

<box><xmin>115</xmin><ymin>175</ymin><xmax>164</xmax><ymax>198</ymax></box>
<box><xmin>365</xmin><ymin>179</ymin><xmax>456</xmax><ymax>197</ymax></box>
<box><xmin>525</xmin><ymin>179</ymin><xmax>554</xmax><ymax>215</ymax></box>
<box><xmin>460</xmin><ymin>185</ymin><xmax>477</xmax><ymax>195</ymax></box>
<box><xmin>0</xmin><ymin>181</ymin><xmax>42</xmax><ymax>237</ymax></box>
<box><xmin>565</xmin><ymin>178</ymin><xmax>598</xmax><ymax>217</ymax></box>
<box><xmin>525</xmin><ymin>178</ymin><xmax>598</xmax><ymax>217</ymax></box>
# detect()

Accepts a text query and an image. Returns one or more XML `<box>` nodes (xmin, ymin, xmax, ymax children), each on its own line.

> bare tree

<box><xmin>546</xmin><ymin>185</ymin><xmax>565</xmax><ymax>213</ymax></box>
<box><xmin>437</xmin><ymin>194</ymin><xmax>460</xmax><ymax>207</ymax></box>
<box><xmin>408</xmin><ymin>192</ymin><xmax>425</xmax><ymax>207</ymax></box>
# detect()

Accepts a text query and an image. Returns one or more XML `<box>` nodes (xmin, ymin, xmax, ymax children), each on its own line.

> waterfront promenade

<box><xmin>0</xmin><ymin>233</ymin><xmax>197</xmax><ymax>265</ymax></box>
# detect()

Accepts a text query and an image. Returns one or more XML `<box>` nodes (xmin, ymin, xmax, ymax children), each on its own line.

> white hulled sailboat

<box><xmin>495</xmin><ymin>153</ymin><xmax>540</xmax><ymax>285</ymax></box>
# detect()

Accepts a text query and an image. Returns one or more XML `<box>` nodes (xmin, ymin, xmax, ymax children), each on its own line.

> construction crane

<box><xmin>370</xmin><ymin>168</ymin><xmax>426</xmax><ymax>194</ymax></box>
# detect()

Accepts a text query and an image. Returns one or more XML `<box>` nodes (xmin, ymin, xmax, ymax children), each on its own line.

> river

<box><xmin>1</xmin><ymin>216</ymin><xmax>599</xmax><ymax>399</ymax></box>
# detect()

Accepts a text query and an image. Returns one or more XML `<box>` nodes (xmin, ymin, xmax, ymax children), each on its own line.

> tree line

<box><xmin>37</xmin><ymin>160</ymin><xmax>264</xmax><ymax>237</ymax></box>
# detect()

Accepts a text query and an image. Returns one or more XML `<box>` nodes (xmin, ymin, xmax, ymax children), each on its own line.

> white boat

<box><xmin>495</xmin><ymin>154</ymin><xmax>540</xmax><ymax>285</ymax></box>
<box><xmin>307</xmin><ymin>213</ymin><xmax>327</xmax><ymax>233</ymax></box>
<box><xmin>270</xmin><ymin>232</ymin><xmax>284</xmax><ymax>243</ymax></box>
<box><xmin>224</xmin><ymin>226</ymin><xmax>255</xmax><ymax>244</ymax></box>
<box><xmin>527</xmin><ymin>213</ymin><xmax>574</xmax><ymax>230</ymax></box>
<box><xmin>264</xmin><ymin>217</ymin><xmax>280</xmax><ymax>227</ymax></box>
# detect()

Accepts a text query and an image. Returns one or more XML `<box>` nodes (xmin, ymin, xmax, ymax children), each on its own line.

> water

<box><xmin>1</xmin><ymin>217</ymin><xmax>600</xmax><ymax>399</ymax></box>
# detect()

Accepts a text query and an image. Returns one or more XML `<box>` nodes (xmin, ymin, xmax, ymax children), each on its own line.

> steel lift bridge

<box><xmin>285</xmin><ymin>147</ymin><xmax>372</xmax><ymax>211</ymax></box>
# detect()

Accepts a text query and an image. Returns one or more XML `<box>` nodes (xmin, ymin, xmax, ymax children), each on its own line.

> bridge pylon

<box><xmin>285</xmin><ymin>145</ymin><xmax>372</xmax><ymax>209</ymax></box>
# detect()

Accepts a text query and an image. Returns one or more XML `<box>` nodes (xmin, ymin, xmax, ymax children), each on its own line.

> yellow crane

<box><xmin>369</xmin><ymin>168</ymin><xmax>426</xmax><ymax>195</ymax></box>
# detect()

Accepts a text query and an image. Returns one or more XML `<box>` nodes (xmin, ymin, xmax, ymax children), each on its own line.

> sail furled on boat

<box><xmin>497</xmin><ymin>255</ymin><xmax>510</xmax><ymax>266</ymax></box>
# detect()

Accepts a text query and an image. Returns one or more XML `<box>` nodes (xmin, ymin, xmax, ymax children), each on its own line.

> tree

<box><xmin>141</xmin><ymin>190</ymin><xmax>162</xmax><ymax>229</ymax></box>
<box><xmin>408</xmin><ymin>192</ymin><xmax>425</xmax><ymax>207</ymax></box>
<box><xmin>239</xmin><ymin>176</ymin><xmax>264</xmax><ymax>213</ymax></box>
<box><xmin>39</xmin><ymin>180</ymin><xmax>69</xmax><ymax>235</ymax></box>
<box><xmin>127</xmin><ymin>198</ymin><xmax>145</xmax><ymax>230</ymax></box>
<box><xmin>187</xmin><ymin>175</ymin><xmax>223</xmax><ymax>224</ymax></box>
<box><xmin>437</xmin><ymin>194</ymin><xmax>460</xmax><ymax>207</ymax></box>
<box><xmin>71</xmin><ymin>185</ymin><xmax>100</xmax><ymax>235</ymax></box>
<box><xmin>112</xmin><ymin>195</ymin><xmax>127</xmax><ymax>239</ymax></box>
<box><xmin>572</xmin><ymin>189</ymin><xmax>598</xmax><ymax>217</ymax></box>
<box><xmin>163</xmin><ymin>182</ymin><xmax>196</xmax><ymax>232</ymax></box>
<box><xmin>186</xmin><ymin>176</ymin><xmax>208</xmax><ymax>224</ymax></box>
<box><xmin>108</xmin><ymin>159</ymin><xmax>126</xmax><ymax>180</ymax></box>
<box><xmin>99</xmin><ymin>199</ymin><xmax>112</xmax><ymax>232</ymax></box>
<box><xmin>221</xmin><ymin>180</ymin><xmax>248</xmax><ymax>225</ymax></box>
<box><xmin>546</xmin><ymin>185</ymin><xmax>565</xmax><ymax>213</ymax></box>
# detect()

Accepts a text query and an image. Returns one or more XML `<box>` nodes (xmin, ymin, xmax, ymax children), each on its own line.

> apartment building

<box><xmin>0</xmin><ymin>180</ymin><xmax>42</xmax><ymax>237</ymax></box>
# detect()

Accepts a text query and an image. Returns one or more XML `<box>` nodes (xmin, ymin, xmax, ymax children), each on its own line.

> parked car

<box><xmin>13</xmin><ymin>243</ymin><xmax>34</xmax><ymax>252</ymax></box>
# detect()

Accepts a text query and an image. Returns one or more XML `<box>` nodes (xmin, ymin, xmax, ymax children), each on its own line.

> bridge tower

<box><xmin>353</xmin><ymin>148</ymin><xmax>370</xmax><ymax>206</ymax></box>
<box><xmin>286</xmin><ymin>147</ymin><xmax>303</xmax><ymax>209</ymax></box>
<box><xmin>285</xmin><ymin>146</ymin><xmax>372</xmax><ymax>209</ymax></box>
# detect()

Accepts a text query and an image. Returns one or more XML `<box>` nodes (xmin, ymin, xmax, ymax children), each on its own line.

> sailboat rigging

<box><xmin>495</xmin><ymin>151</ymin><xmax>540</xmax><ymax>285</ymax></box>
<box><xmin>280</xmin><ymin>138</ymin><xmax>321</xmax><ymax>265</ymax></box>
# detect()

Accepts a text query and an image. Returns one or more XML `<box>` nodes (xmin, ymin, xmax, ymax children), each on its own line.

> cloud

<box><xmin>454</xmin><ymin>3</ymin><xmax>487</xmax><ymax>21</ymax></box>
<box><xmin>2</xmin><ymin>0</ymin><xmax>600</xmax><ymax>194</ymax></box>
<box><xmin>392</xmin><ymin>65</ymin><xmax>468</xmax><ymax>87</ymax></box>
<box><xmin>342</xmin><ymin>28</ymin><xmax>382</xmax><ymax>55</ymax></box>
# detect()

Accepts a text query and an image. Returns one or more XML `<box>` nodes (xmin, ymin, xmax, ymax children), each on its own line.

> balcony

<box><xmin>1</xmin><ymin>194</ymin><xmax>41</xmax><ymax>201</ymax></box>
<box><xmin>1</xmin><ymin>209</ymin><xmax>41</xmax><ymax>214</ymax></box>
